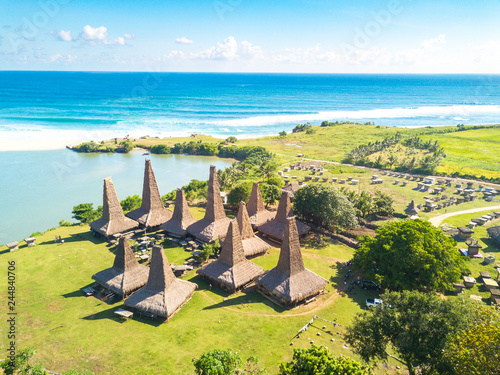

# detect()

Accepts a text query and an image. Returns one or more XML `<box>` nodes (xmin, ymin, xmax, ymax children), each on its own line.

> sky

<box><xmin>1</xmin><ymin>0</ymin><xmax>500</xmax><ymax>73</ymax></box>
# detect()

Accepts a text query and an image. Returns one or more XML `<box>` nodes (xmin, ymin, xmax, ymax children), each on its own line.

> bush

<box><xmin>227</xmin><ymin>182</ymin><xmax>253</xmax><ymax>209</ymax></box>
<box><xmin>117</xmin><ymin>140</ymin><xmax>133</xmax><ymax>153</ymax></box>
<box><xmin>226</xmin><ymin>136</ymin><xmax>237</xmax><ymax>143</ymax></box>
<box><xmin>150</xmin><ymin>144</ymin><xmax>171</xmax><ymax>154</ymax></box>
<box><xmin>59</xmin><ymin>220</ymin><xmax>73</xmax><ymax>227</ymax></box>
<box><xmin>279</xmin><ymin>131</ymin><xmax>287</xmax><ymax>137</ymax></box>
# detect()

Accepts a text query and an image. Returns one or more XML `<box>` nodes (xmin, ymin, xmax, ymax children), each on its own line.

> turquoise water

<box><xmin>0</xmin><ymin>150</ymin><xmax>232</xmax><ymax>245</ymax></box>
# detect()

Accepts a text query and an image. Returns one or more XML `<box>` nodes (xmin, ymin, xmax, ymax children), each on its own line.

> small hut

<box><xmin>90</xmin><ymin>177</ymin><xmax>139</xmax><ymax>238</ymax></box>
<box><xmin>281</xmin><ymin>182</ymin><xmax>301</xmax><ymax>199</ymax></box>
<box><xmin>197</xmin><ymin>220</ymin><xmax>264</xmax><ymax>292</ymax></box>
<box><xmin>126</xmin><ymin>160</ymin><xmax>173</xmax><ymax>230</ymax></box>
<box><xmin>161</xmin><ymin>189</ymin><xmax>196</xmax><ymax>238</ymax></box>
<box><xmin>187</xmin><ymin>166</ymin><xmax>231</xmax><ymax>243</ymax></box>
<box><xmin>92</xmin><ymin>237</ymin><xmax>149</xmax><ymax>298</ymax></box>
<box><xmin>256</xmin><ymin>217</ymin><xmax>327</xmax><ymax>308</ymax></box>
<box><xmin>257</xmin><ymin>191</ymin><xmax>310</xmax><ymax>242</ymax></box>
<box><xmin>247</xmin><ymin>182</ymin><xmax>275</xmax><ymax>228</ymax></box>
<box><xmin>458</xmin><ymin>226</ymin><xmax>474</xmax><ymax>240</ymax></box>
<box><xmin>404</xmin><ymin>200</ymin><xmax>420</xmax><ymax>216</ymax></box>
<box><xmin>124</xmin><ymin>245</ymin><xmax>197</xmax><ymax>320</ymax></box>
<box><xmin>235</xmin><ymin>201</ymin><xmax>271</xmax><ymax>257</ymax></box>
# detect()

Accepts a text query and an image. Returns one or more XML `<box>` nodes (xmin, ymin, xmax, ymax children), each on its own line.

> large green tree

<box><xmin>71</xmin><ymin>203</ymin><xmax>102</xmax><ymax>223</ymax></box>
<box><xmin>345</xmin><ymin>291</ymin><xmax>483</xmax><ymax>375</ymax></box>
<box><xmin>227</xmin><ymin>182</ymin><xmax>253</xmax><ymax>209</ymax></box>
<box><xmin>293</xmin><ymin>184</ymin><xmax>358</xmax><ymax>232</ymax></box>
<box><xmin>279</xmin><ymin>345</ymin><xmax>373</xmax><ymax>375</ymax></box>
<box><xmin>353</xmin><ymin>220</ymin><xmax>466</xmax><ymax>292</ymax></box>
<box><xmin>120</xmin><ymin>195</ymin><xmax>142</xmax><ymax>213</ymax></box>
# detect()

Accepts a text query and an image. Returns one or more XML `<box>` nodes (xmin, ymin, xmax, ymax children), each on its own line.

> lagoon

<box><xmin>0</xmin><ymin>149</ymin><xmax>232</xmax><ymax>245</ymax></box>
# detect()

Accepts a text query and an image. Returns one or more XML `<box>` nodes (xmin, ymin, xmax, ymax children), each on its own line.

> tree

<box><xmin>0</xmin><ymin>347</ymin><xmax>43</xmax><ymax>375</ymax></box>
<box><xmin>150</xmin><ymin>144</ymin><xmax>171</xmax><ymax>154</ymax></box>
<box><xmin>353</xmin><ymin>220</ymin><xmax>466</xmax><ymax>292</ymax></box>
<box><xmin>193</xmin><ymin>349</ymin><xmax>242</xmax><ymax>375</ymax></box>
<box><xmin>117</xmin><ymin>140</ymin><xmax>134</xmax><ymax>153</ymax></box>
<box><xmin>261</xmin><ymin>184</ymin><xmax>281</xmax><ymax>208</ymax></box>
<box><xmin>293</xmin><ymin>184</ymin><xmax>358</xmax><ymax>232</ymax></box>
<box><xmin>442</xmin><ymin>310</ymin><xmax>500</xmax><ymax>375</ymax></box>
<box><xmin>120</xmin><ymin>195</ymin><xmax>142</xmax><ymax>213</ymax></box>
<box><xmin>226</xmin><ymin>136</ymin><xmax>237</xmax><ymax>143</ymax></box>
<box><xmin>279</xmin><ymin>131</ymin><xmax>287</xmax><ymax>137</ymax></box>
<box><xmin>373</xmin><ymin>190</ymin><xmax>394</xmax><ymax>217</ymax></box>
<box><xmin>227</xmin><ymin>182</ymin><xmax>253</xmax><ymax>209</ymax></box>
<box><xmin>345</xmin><ymin>291</ymin><xmax>483</xmax><ymax>375</ymax></box>
<box><xmin>72</xmin><ymin>203</ymin><xmax>101</xmax><ymax>223</ymax></box>
<box><xmin>279</xmin><ymin>345</ymin><xmax>373</xmax><ymax>375</ymax></box>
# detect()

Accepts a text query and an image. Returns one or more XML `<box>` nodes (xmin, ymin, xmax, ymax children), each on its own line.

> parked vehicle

<box><xmin>365</xmin><ymin>298</ymin><xmax>382</xmax><ymax>308</ymax></box>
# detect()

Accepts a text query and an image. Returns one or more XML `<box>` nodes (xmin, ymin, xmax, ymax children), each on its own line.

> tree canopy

<box><xmin>293</xmin><ymin>184</ymin><xmax>358</xmax><ymax>232</ymax></box>
<box><xmin>120</xmin><ymin>195</ymin><xmax>142</xmax><ymax>213</ymax></box>
<box><xmin>353</xmin><ymin>219</ymin><xmax>466</xmax><ymax>292</ymax></box>
<box><xmin>71</xmin><ymin>203</ymin><xmax>102</xmax><ymax>223</ymax></box>
<box><xmin>279</xmin><ymin>345</ymin><xmax>373</xmax><ymax>375</ymax></box>
<box><xmin>345</xmin><ymin>291</ymin><xmax>489</xmax><ymax>375</ymax></box>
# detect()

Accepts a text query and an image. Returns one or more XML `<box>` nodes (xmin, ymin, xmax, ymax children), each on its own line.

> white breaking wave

<box><xmin>217</xmin><ymin>105</ymin><xmax>500</xmax><ymax>127</ymax></box>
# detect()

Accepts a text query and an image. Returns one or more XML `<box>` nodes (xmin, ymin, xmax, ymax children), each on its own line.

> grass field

<box><xmin>0</xmin><ymin>224</ymin><xmax>398</xmax><ymax>375</ymax></box>
<box><xmin>127</xmin><ymin>124</ymin><xmax>500</xmax><ymax>180</ymax></box>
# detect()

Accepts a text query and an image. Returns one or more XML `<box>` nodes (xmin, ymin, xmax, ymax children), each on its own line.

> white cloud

<box><xmin>80</xmin><ymin>25</ymin><xmax>108</xmax><ymax>42</ymax></box>
<box><xmin>176</xmin><ymin>37</ymin><xmax>194</xmax><ymax>44</ymax></box>
<box><xmin>49</xmin><ymin>54</ymin><xmax>77</xmax><ymax>63</ymax></box>
<box><xmin>123</xmin><ymin>33</ymin><xmax>135</xmax><ymax>39</ymax></box>
<box><xmin>57</xmin><ymin>30</ymin><xmax>72</xmax><ymax>42</ymax></box>
<box><xmin>421</xmin><ymin>34</ymin><xmax>446</xmax><ymax>51</ymax></box>
<box><xmin>116</xmin><ymin>37</ymin><xmax>125</xmax><ymax>46</ymax></box>
<box><xmin>197</xmin><ymin>36</ymin><xmax>262</xmax><ymax>61</ymax></box>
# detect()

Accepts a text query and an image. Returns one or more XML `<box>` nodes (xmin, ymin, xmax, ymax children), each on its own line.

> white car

<box><xmin>365</xmin><ymin>298</ymin><xmax>383</xmax><ymax>308</ymax></box>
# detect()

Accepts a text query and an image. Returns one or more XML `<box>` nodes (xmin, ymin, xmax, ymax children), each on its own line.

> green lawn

<box><xmin>0</xmin><ymin>224</ymin><xmax>399</xmax><ymax>375</ymax></box>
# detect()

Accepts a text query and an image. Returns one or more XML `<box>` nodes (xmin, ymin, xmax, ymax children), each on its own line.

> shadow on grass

<box><xmin>202</xmin><ymin>289</ymin><xmax>287</xmax><ymax>313</ymax></box>
<box><xmin>81</xmin><ymin>305</ymin><xmax>165</xmax><ymax>326</ymax></box>
<box><xmin>38</xmin><ymin>230</ymin><xmax>105</xmax><ymax>247</ymax></box>
<box><xmin>62</xmin><ymin>282</ymin><xmax>96</xmax><ymax>299</ymax></box>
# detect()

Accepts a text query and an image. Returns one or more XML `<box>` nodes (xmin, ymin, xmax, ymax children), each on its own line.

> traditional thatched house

<box><xmin>126</xmin><ymin>160</ymin><xmax>173</xmax><ymax>230</ymax></box>
<box><xmin>255</xmin><ymin>217</ymin><xmax>327</xmax><ymax>307</ymax></box>
<box><xmin>187</xmin><ymin>165</ymin><xmax>231</xmax><ymax>243</ymax></box>
<box><xmin>281</xmin><ymin>182</ymin><xmax>301</xmax><ymax>199</ymax></box>
<box><xmin>487</xmin><ymin>226</ymin><xmax>500</xmax><ymax>246</ymax></box>
<box><xmin>257</xmin><ymin>191</ymin><xmax>310</xmax><ymax>242</ymax></box>
<box><xmin>92</xmin><ymin>237</ymin><xmax>149</xmax><ymax>298</ymax></box>
<box><xmin>247</xmin><ymin>182</ymin><xmax>275</xmax><ymax>228</ymax></box>
<box><xmin>404</xmin><ymin>200</ymin><xmax>420</xmax><ymax>216</ymax></box>
<box><xmin>161</xmin><ymin>189</ymin><xmax>196</xmax><ymax>238</ymax></box>
<box><xmin>197</xmin><ymin>220</ymin><xmax>264</xmax><ymax>292</ymax></box>
<box><xmin>90</xmin><ymin>177</ymin><xmax>139</xmax><ymax>238</ymax></box>
<box><xmin>124</xmin><ymin>245</ymin><xmax>196</xmax><ymax>320</ymax></box>
<box><xmin>236</xmin><ymin>201</ymin><xmax>271</xmax><ymax>257</ymax></box>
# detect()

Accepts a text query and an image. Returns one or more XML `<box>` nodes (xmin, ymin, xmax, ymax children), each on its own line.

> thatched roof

<box><xmin>126</xmin><ymin>159</ymin><xmax>173</xmax><ymax>228</ymax></box>
<box><xmin>92</xmin><ymin>237</ymin><xmax>149</xmax><ymax>297</ymax></box>
<box><xmin>124</xmin><ymin>245</ymin><xmax>196</xmax><ymax>319</ymax></box>
<box><xmin>404</xmin><ymin>200</ymin><xmax>420</xmax><ymax>216</ymax></box>
<box><xmin>256</xmin><ymin>217</ymin><xmax>327</xmax><ymax>306</ymax></box>
<box><xmin>90</xmin><ymin>177</ymin><xmax>139</xmax><ymax>238</ymax></box>
<box><xmin>198</xmin><ymin>220</ymin><xmax>264</xmax><ymax>292</ymax></box>
<box><xmin>236</xmin><ymin>201</ymin><xmax>271</xmax><ymax>257</ymax></box>
<box><xmin>247</xmin><ymin>182</ymin><xmax>275</xmax><ymax>227</ymax></box>
<box><xmin>161</xmin><ymin>189</ymin><xmax>196</xmax><ymax>237</ymax></box>
<box><xmin>187</xmin><ymin>165</ymin><xmax>231</xmax><ymax>243</ymax></box>
<box><xmin>281</xmin><ymin>182</ymin><xmax>301</xmax><ymax>199</ymax></box>
<box><xmin>257</xmin><ymin>191</ymin><xmax>310</xmax><ymax>242</ymax></box>
<box><xmin>487</xmin><ymin>226</ymin><xmax>500</xmax><ymax>245</ymax></box>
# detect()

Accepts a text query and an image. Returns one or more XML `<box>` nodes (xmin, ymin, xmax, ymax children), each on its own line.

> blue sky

<box><xmin>1</xmin><ymin>0</ymin><xmax>500</xmax><ymax>72</ymax></box>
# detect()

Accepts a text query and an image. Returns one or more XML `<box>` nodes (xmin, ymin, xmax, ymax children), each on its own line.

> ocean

<box><xmin>1</xmin><ymin>72</ymin><xmax>500</xmax><ymax>144</ymax></box>
<box><xmin>1</xmin><ymin>72</ymin><xmax>500</xmax><ymax>244</ymax></box>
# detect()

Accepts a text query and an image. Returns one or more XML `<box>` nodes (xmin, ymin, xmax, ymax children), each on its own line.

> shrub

<box><xmin>150</xmin><ymin>144</ymin><xmax>171</xmax><ymax>154</ymax></box>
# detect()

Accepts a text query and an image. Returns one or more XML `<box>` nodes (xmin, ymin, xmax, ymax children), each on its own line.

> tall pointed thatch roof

<box><xmin>161</xmin><ymin>189</ymin><xmax>196</xmax><ymax>237</ymax></box>
<box><xmin>124</xmin><ymin>245</ymin><xmax>196</xmax><ymax>320</ymax></box>
<box><xmin>404</xmin><ymin>200</ymin><xmax>420</xmax><ymax>216</ymax></box>
<box><xmin>247</xmin><ymin>182</ymin><xmax>275</xmax><ymax>227</ymax></box>
<box><xmin>187</xmin><ymin>165</ymin><xmax>231</xmax><ymax>243</ymax></box>
<box><xmin>236</xmin><ymin>201</ymin><xmax>271</xmax><ymax>257</ymax></box>
<box><xmin>92</xmin><ymin>237</ymin><xmax>149</xmax><ymax>297</ymax></box>
<box><xmin>197</xmin><ymin>220</ymin><xmax>264</xmax><ymax>292</ymax></box>
<box><xmin>126</xmin><ymin>159</ymin><xmax>173</xmax><ymax>229</ymax></box>
<box><xmin>257</xmin><ymin>191</ymin><xmax>310</xmax><ymax>242</ymax></box>
<box><xmin>256</xmin><ymin>217</ymin><xmax>327</xmax><ymax>307</ymax></box>
<box><xmin>90</xmin><ymin>177</ymin><xmax>139</xmax><ymax>238</ymax></box>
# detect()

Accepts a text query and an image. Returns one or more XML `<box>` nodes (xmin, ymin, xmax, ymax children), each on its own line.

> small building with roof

<box><xmin>92</xmin><ymin>237</ymin><xmax>149</xmax><ymax>298</ymax></box>
<box><xmin>197</xmin><ymin>220</ymin><xmax>264</xmax><ymax>292</ymax></box>
<box><xmin>281</xmin><ymin>182</ymin><xmax>301</xmax><ymax>199</ymax></box>
<box><xmin>161</xmin><ymin>189</ymin><xmax>196</xmax><ymax>238</ymax></box>
<box><xmin>255</xmin><ymin>216</ymin><xmax>327</xmax><ymax>308</ymax></box>
<box><xmin>235</xmin><ymin>201</ymin><xmax>271</xmax><ymax>257</ymax></box>
<box><xmin>487</xmin><ymin>226</ymin><xmax>500</xmax><ymax>246</ymax></box>
<box><xmin>90</xmin><ymin>177</ymin><xmax>139</xmax><ymax>239</ymax></box>
<box><xmin>257</xmin><ymin>191</ymin><xmax>310</xmax><ymax>242</ymax></box>
<box><xmin>124</xmin><ymin>245</ymin><xmax>197</xmax><ymax>320</ymax></box>
<box><xmin>187</xmin><ymin>166</ymin><xmax>231</xmax><ymax>243</ymax></box>
<box><xmin>404</xmin><ymin>200</ymin><xmax>420</xmax><ymax>216</ymax></box>
<box><xmin>126</xmin><ymin>159</ymin><xmax>173</xmax><ymax>230</ymax></box>
<box><xmin>247</xmin><ymin>182</ymin><xmax>275</xmax><ymax>228</ymax></box>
